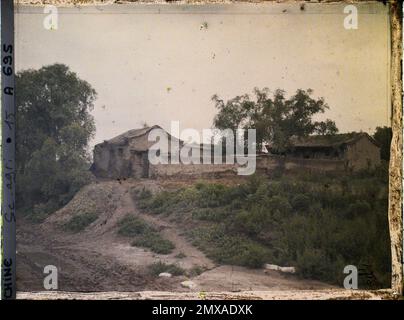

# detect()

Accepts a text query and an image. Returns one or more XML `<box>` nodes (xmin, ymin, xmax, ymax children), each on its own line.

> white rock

<box><xmin>265</xmin><ymin>264</ymin><xmax>280</xmax><ymax>271</ymax></box>
<box><xmin>181</xmin><ymin>280</ymin><xmax>196</xmax><ymax>289</ymax></box>
<box><xmin>279</xmin><ymin>267</ymin><xmax>296</xmax><ymax>273</ymax></box>
<box><xmin>265</xmin><ymin>264</ymin><xmax>296</xmax><ymax>273</ymax></box>
<box><xmin>159</xmin><ymin>272</ymin><xmax>172</xmax><ymax>278</ymax></box>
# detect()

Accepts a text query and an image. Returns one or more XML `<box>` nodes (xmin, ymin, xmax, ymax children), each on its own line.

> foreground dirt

<box><xmin>18</xmin><ymin>179</ymin><xmax>334</xmax><ymax>294</ymax></box>
<box><xmin>17</xmin><ymin>289</ymin><xmax>398</xmax><ymax>300</ymax></box>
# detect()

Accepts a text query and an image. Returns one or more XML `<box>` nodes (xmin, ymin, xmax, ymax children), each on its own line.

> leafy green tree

<box><xmin>314</xmin><ymin>119</ymin><xmax>339</xmax><ymax>136</ymax></box>
<box><xmin>373</xmin><ymin>126</ymin><xmax>392</xmax><ymax>161</ymax></box>
<box><xmin>212</xmin><ymin>88</ymin><xmax>338</xmax><ymax>152</ymax></box>
<box><xmin>16</xmin><ymin>63</ymin><xmax>96</xmax><ymax>217</ymax></box>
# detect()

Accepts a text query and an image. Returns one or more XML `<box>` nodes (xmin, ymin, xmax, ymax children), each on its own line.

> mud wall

<box><xmin>346</xmin><ymin>137</ymin><xmax>381</xmax><ymax>171</ymax></box>
<box><xmin>149</xmin><ymin>155</ymin><xmax>347</xmax><ymax>178</ymax></box>
<box><xmin>149</xmin><ymin>162</ymin><xmax>239</xmax><ymax>178</ymax></box>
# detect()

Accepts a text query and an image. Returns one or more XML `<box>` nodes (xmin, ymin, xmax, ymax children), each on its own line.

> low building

<box><xmin>266</xmin><ymin>132</ymin><xmax>381</xmax><ymax>171</ymax></box>
<box><xmin>90</xmin><ymin>125</ymin><xmax>181</xmax><ymax>179</ymax></box>
<box><xmin>91</xmin><ymin>128</ymin><xmax>381</xmax><ymax>180</ymax></box>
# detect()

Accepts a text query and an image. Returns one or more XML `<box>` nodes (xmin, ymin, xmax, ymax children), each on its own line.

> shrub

<box><xmin>233</xmin><ymin>206</ymin><xmax>270</xmax><ymax>236</ymax></box>
<box><xmin>291</xmin><ymin>194</ymin><xmax>311</xmax><ymax>212</ymax></box>
<box><xmin>118</xmin><ymin>215</ymin><xmax>175</xmax><ymax>254</ymax></box>
<box><xmin>64</xmin><ymin>212</ymin><xmax>98</xmax><ymax>233</ymax></box>
<box><xmin>347</xmin><ymin>200</ymin><xmax>372</xmax><ymax>218</ymax></box>
<box><xmin>131</xmin><ymin>235</ymin><xmax>175</xmax><ymax>254</ymax></box>
<box><xmin>135</xmin><ymin>172</ymin><xmax>390</xmax><ymax>287</ymax></box>
<box><xmin>190</xmin><ymin>226</ymin><xmax>270</xmax><ymax>268</ymax></box>
<box><xmin>188</xmin><ymin>265</ymin><xmax>206</xmax><ymax>277</ymax></box>
<box><xmin>117</xmin><ymin>215</ymin><xmax>150</xmax><ymax>237</ymax></box>
<box><xmin>192</xmin><ymin>207</ymin><xmax>231</xmax><ymax>222</ymax></box>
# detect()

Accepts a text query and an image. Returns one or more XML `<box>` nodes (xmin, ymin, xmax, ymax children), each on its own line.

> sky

<box><xmin>15</xmin><ymin>2</ymin><xmax>391</xmax><ymax>148</ymax></box>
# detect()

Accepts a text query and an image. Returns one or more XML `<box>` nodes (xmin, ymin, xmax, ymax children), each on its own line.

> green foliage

<box><xmin>117</xmin><ymin>215</ymin><xmax>175</xmax><ymax>254</ymax></box>
<box><xmin>188</xmin><ymin>266</ymin><xmax>206</xmax><ymax>277</ymax></box>
<box><xmin>291</xmin><ymin>194</ymin><xmax>311</xmax><ymax>212</ymax></box>
<box><xmin>373</xmin><ymin>126</ymin><xmax>392</xmax><ymax>161</ymax></box>
<box><xmin>64</xmin><ymin>212</ymin><xmax>98</xmax><ymax>233</ymax></box>
<box><xmin>138</xmin><ymin>172</ymin><xmax>391</xmax><ymax>288</ymax></box>
<box><xmin>117</xmin><ymin>215</ymin><xmax>150</xmax><ymax>237</ymax></box>
<box><xmin>131</xmin><ymin>236</ymin><xmax>175</xmax><ymax>255</ymax></box>
<box><xmin>212</xmin><ymin>88</ymin><xmax>338</xmax><ymax>152</ymax></box>
<box><xmin>16</xmin><ymin>64</ymin><xmax>96</xmax><ymax>217</ymax></box>
<box><xmin>190</xmin><ymin>226</ymin><xmax>271</xmax><ymax>268</ymax></box>
<box><xmin>192</xmin><ymin>207</ymin><xmax>231</xmax><ymax>222</ymax></box>
<box><xmin>25</xmin><ymin>201</ymin><xmax>60</xmax><ymax>223</ymax></box>
<box><xmin>148</xmin><ymin>261</ymin><xmax>185</xmax><ymax>277</ymax></box>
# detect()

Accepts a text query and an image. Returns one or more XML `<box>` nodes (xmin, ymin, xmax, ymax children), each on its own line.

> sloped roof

<box><xmin>96</xmin><ymin>125</ymin><xmax>182</xmax><ymax>152</ymax></box>
<box><xmin>267</xmin><ymin>132</ymin><xmax>379</xmax><ymax>150</ymax></box>
<box><xmin>106</xmin><ymin>125</ymin><xmax>162</xmax><ymax>146</ymax></box>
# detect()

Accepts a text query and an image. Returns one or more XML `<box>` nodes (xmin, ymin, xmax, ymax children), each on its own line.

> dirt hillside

<box><xmin>17</xmin><ymin>179</ymin><xmax>334</xmax><ymax>293</ymax></box>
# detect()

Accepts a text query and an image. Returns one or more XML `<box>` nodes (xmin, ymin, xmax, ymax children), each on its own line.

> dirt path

<box><xmin>128</xmin><ymin>200</ymin><xmax>216</xmax><ymax>270</ymax></box>
<box><xmin>17</xmin><ymin>221</ymin><xmax>163</xmax><ymax>292</ymax></box>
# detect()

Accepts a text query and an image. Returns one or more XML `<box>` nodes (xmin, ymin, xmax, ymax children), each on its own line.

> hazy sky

<box><xmin>15</xmin><ymin>3</ymin><xmax>390</xmax><ymax>147</ymax></box>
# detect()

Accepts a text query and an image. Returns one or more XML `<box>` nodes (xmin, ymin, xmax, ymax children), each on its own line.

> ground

<box><xmin>17</xmin><ymin>178</ymin><xmax>338</xmax><ymax>295</ymax></box>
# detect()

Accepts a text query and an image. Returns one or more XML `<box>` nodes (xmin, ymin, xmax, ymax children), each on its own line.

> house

<box><xmin>90</xmin><ymin>125</ymin><xmax>181</xmax><ymax>179</ymax></box>
<box><xmin>90</xmin><ymin>125</ymin><xmax>245</xmax><ymax>179</ymax></box>
<box><xmin>266</xmin><ymin>132</ymin><xmax>381</xmax><ymax>171</ymax></box>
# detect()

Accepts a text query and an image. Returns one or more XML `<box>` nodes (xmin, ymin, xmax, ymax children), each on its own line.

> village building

<box><xmin>90</xmin><ymin>125</ymin><xmax>182</xmax><ymax>179</ymax></box>
<box><xmin>91</xmin><ymin>127</ymin><xmax>381</xmax><ymax>180</ymax></box>
<box><xmin>266</xmin><ymin>132</ymin><xmax>381</xmax><ymax>171</ymax></box>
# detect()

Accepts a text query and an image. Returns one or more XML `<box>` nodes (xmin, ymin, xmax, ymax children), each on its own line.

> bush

<box><xmin>347</xmin><ymin>200</ymin><xmax>372</xmax><ymax>218</ymax></box>
<box><xmin>192</xmin><ymin>207</ymin><xmax>231</xmax><ymax>222</ymax></box>
<box><xmin>64</xmin><ymin>212</ymin><xmax>98</xmax><ymax>233</ymax></box>
<box><xmin>26</xmin><ymin>200</ymin><xmax>59</xmax><ymax>223</ymax></box>
<box><xmin>118</xmin><ymin>215</ymin><xmax>175</xmax><ymax>254</ymax></box>
<box><xmin>131</xmin><ymin>235</ymin><xmax>175</xmax><ymax>254</ymax></box>
<box><xmin>291</xmin><ymin>194</ymin><xmax>311</xmax><ymax>212</ymax></box>
<box><xmin>233</xmin><ymin>206</ymin><xmax>270</xmax><ymax>236</ymax></box>
<box><xmin>190</xmin><ymin>226</ymin><xmax>270</xmax><ymax>268</ymax></box>
<box><xmin>188</xmin><ymin>265</ymin><xmax>206</xmax><ymax>277</ymax></box>
<box><xmin>136</xmin><ymin>172</ymin><xmax>390</xmax><ymax>287</ymax></box>
<box><xmin>117</xmin><ymin>215</ymin><xmax>150</xmax><ymax>237</ymax></box>
<box><xmin>296</xmin><ymin>248</ymin><xmax>335</xmax><ymax>281</ymax></box>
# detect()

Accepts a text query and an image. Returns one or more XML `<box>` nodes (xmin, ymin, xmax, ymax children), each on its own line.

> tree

<box><xmin>212</xmin><ymin>88</ymin><xmax>338</xmax><ymax>152</ymax></box>
<box><xmin>16</xmin><ymin>64</ymin><xmax>96</xmax><ymax>216</ymax></box>
<box><xmin>373</xmin><ymin>126</ymin><xmax>392</xmax><ymax>161</ymax></box>
<box><xmin>314</xmin><ymin>119</ymin><xmax>339</xmax><ymax>136</ymax></box>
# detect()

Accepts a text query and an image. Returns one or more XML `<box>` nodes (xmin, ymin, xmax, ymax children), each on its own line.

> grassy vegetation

<box><xmin>64</xmin><ymin>212</ymin><xmax>98</xmax><ymax>233</ymax></box>
<box><xmin>134</xmin><ymin>164</ymin><xmax>391</xmax><ymax>288</ymax></box>
<box><xmin>148</xmin><ymin>261</ymin><xmax>185</xmax><ymax>277</ymax></box>
<box><xmin>188</xmin><ymin>265</ymin><xmax>206</xmax><ymax>277</ymax></box>
<box><xmin>117</xmin><ymin>215</ymin><xmax>175</xmax><ymax>254</ymax></box>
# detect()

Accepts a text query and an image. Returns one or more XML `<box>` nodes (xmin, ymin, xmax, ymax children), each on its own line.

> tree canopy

<box><xmin>212</xmin><ymin>88</ymin><xmax>338</xmax><ymax>152</ymax></box>
<box><xmin>16</xmin><ymin>63</ymin><xmax>96</xmax><ymax>218</ymax></box>
<box><xmin>373</xmin><ymin>126</ymin><xmax>392</xmax><ymax>161</ymax></box>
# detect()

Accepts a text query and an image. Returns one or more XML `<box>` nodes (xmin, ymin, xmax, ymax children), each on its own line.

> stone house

<box><xmin>90</xmin><ymin>125</ymin><xmax>181</xmax><ymax>179</ymax></box>
<box><xmin>266</xmin><ymin>132</ymin><xmax>381</xmax><ymax>171</ymax></box>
